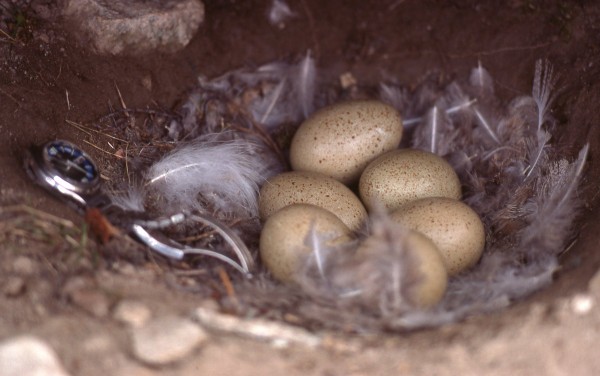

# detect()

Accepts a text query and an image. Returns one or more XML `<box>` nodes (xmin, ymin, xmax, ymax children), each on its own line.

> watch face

<box><xmin>43</xmin><ymin>140</ymin><xmax>98</xmax><ymax>185</ymax></box>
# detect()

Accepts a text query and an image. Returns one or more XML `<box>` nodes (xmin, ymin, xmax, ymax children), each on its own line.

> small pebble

<box><xmin>3</xmin><ymin>276</ymin><xmax>26</xmax><ymax>297</ymax></box>
<box><xmin>192</xmin><ymin>307</ymin><xmax>321</xmax><ymax>348</ymax></box>
<box><xmin>339</xmin><ymin>72</ymin><xmax>357</xmax><ymax>89</ymax></box>
<box><xmin>82</xmin><ymin>334</ymin><xmax>114</xmax><ymax>354</ymax></box>
<box><xmin>63</xmin><ymin>277</ymin><xmax>111</xmax><ymax>318</ymax></box>
<box><xmin>0</xmin><ymin>336</ymin><xmax>71</xmax><ymax>376</ymax></box>
<box><xmin>12</xmin><ymin>256</ymin><xmax>37</xmax><ymax>276</ymax></box>
<box><xmin>571</xmin><ymin>294</ymin><xmax>594</xmax><ymax>315</ymax></box>
<box><xmin>131</xmin><ymin>316</ymin><xmax>207</xmax><ymax>366</ymax></box>
<box><xmin>113</xmin><ymin>300</ymin><xmax>152</xmax><ymax>328</ymax></box>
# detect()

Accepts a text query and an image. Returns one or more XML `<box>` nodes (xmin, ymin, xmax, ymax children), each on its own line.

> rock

<box><xmin>82</xmin><ymin>334</ymin><xmax>114</xmax><ymax>354</ymax></box>
<box><xmin>131</xmin><ymin>316</ymin><xmax>207</xmax><ymax>366</ymax></box>
<box><xmin>12</xmin><ymin>256</ymin><xmax>37</xmax><ymax>276</ymax></box>
<box><xmin>62</xmin><ymin>0</ymin><xmax>205</xmax><ymax>55</ymax></box>
<box><xmin>63</xmin><ymin>277</ymin><xmax>111</xmax><ymax>318</ymax></box>
<box><xmin>3</xmin><ymin>276</ymin><xmax>26</xmax><ymax>297</ymax></box>
<box><xmin>0</xmin><ymin>336</ymin><xmax>71</xmax><ymax>376</ymax></box>
<box><xmin>113</xmin><ymin>300</ymin><xmax>152</xmax><ymax>328</ymax></box>
<box><xmin>192</xmin><ymin>307</ymin><xmax>321</xmax><ymax>348</ymax></box>
<box><xmin>570</xmin><ymin>293</ymin><xmax>594</xmax><ymax>315</ymax></box>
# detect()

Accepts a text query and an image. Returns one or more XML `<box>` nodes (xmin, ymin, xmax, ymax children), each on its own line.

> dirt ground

<box><xmin>2</xmin><ymin>0</ymin><xmax>600</xmax><ymax>375</ymax></box>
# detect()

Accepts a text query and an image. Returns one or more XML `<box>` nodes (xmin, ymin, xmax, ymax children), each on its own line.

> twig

<box><xmin>65</xmin><ymin>90</ymin><xmax>71</xmax><ymax>111</ymax></box>
<box><xmin>0</xmin><ymin>28</ymin><xmax>16</xmax><ymax>42</ymax></box>
<box><xmin>0</xmin><ymin>205</ymin><xmax>77</xmax><ymax>228</ymax></box>
<box><xmin>125</xmin><ymin>143</ymin><xmax>131</xmax><ymax>185</ymax></box>
<box><xmin>114</xmin><ymin>82</ymin><xmax>129</xmax><ymax>117</ymax></box>
<box><xmin>446</xmin><ymin>41</ymin><xmax>553</xmax><ymax>58</ymax></box>
<box><xmin>218</xmin><ymin>266</ymin><xmax>238</xmax><ymax>305</ymax></box>
<box><xmin>177</xmin><ymin>230</ymin><xmax>216</xmax><ymax>243</ymax></box>
<box><xmin>99</xmin><ymin>108</ymin><xmax>179</xmax><ymax>122</ymax></box>
<box><xmin>172</xmin><ymin>269</ymin><xmax>209</xmax><ymax>276</ymax></box>
<box><xmin>82</xmin><ymin>139</ymin><xmax>124</xmax><ymax>159</ymax></box>
<box><xmin>192</xmin><ymin>307</ymin><xmax>322</xmax><ymax>348</ymax></box>
<box><xmin>65</xmin><ymin>119</ymin><xmax>129</xmax><ymax>143</ymax></box>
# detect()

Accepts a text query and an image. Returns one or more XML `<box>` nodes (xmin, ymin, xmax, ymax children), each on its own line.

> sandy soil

<box><xmin>1</xmin><ymin>1</ymin><xmax>600</xmax><ymax>375</ymax></box>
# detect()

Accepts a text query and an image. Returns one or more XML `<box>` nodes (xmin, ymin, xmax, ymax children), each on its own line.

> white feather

<box><xmin>108</xmin><ymin>184</ymin><xmax>146</xmax><ymax>212</ymax></box>
<box><xmin>242</xmin><ymin>52</ymin><xmax>317</xmax><ymax>129</ymax></box>
<box><xmin>430</xmin><ymin>106</ymin><xmax>439</xmax><ymax>154</ymax></box>
<box><xmin>268</xmin><ymin>0</ymin><xmax>296</xmax><ymax>26</ymax></box>
<box><xmin>145</xmin><ymin>135</ymin><xmax>277</xmax><ymax>218</ymax></box>
<box><xmin>257</xmin><ymin>80</ymin><xmax>287</xmax><ymax>125</ymax></box>
<box><xmin>520</xmin><ymin>144</ymin><xmax>589</xmax><ymax>256</ymax></box>
<box><xmin>532</xmin><ymin>59</ymin><xmax>558</xmax><ymax>131</ymax></box>
<box><xmin>473</xmin><ymin>107</ymin><xmax>501</xmax><ymax>145</ymax></box>
<box><xmin>469</xmin><ymin>61</ymin><xmax>495</xmax><ymax>98</ymax></box>
<box><xmin>379</xmin><ymin>82</ymin><xmax>409</xmax><ymax>111</ymax></box>
<box><xmin>294</xmin><ymin>50</ymin><xmax>316</xmax><ymax>119</ymax></box>
<box><xmin>523</xmin><ymin>129</ymin><xmax>551</xmax><ymax>179</ymax></box>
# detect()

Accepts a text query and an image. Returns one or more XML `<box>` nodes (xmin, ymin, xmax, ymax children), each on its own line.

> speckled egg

<box><xmin>390</xmin><ymin>197</ymin><xmax>485</xmax><ymax>276</ymax></box>
<box><xmin>289</xmin><ymin>100</ymin><xmax>403</xmax><ymax>185</ymax></box>
<box><xmin>359</xmin><ymin>149</ymin><xmax>462</xmax><ymax>212</ymax></box>
<box><xmin>356</xmin><ymin>229</ymin><xmax>448</xmax><ymax>308</ymax></box>
<box><xmin>260</xmin><ymin>204</ymin><xmax>354</xmax><ymax>283</ymax></box>
<box><xmin>259</xmin><ymin>171</ymin><xmax>368</xmax><ymax>231</ymax></box>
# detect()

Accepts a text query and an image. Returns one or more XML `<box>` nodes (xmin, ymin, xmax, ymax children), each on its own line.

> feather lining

<box><xmin>131</xmin><ymin>57</ymin><xmax>589</xmax><ymax>331</ymax></box>
<box><xmin>288</xmin><ymin>59</ymin><xmax>590</xmax><ymax>330</ymax></box>
<box><xmin>145</xmin><ymin>134</ymin><xmax>280</xmax><ymax>218</ymax></box>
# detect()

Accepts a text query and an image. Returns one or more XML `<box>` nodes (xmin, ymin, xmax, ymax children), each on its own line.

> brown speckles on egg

<box><xmin>259</xmin><ymin>171</ymin><xmax>367</xmax><ymax>231</ymax></box>
<box><xmin>289</xmin><ymin>100</ymin><xmax>403</xmax><ymax>185</ymax></box>
<box><xmin>359</xmin><ymin>149</ymin><xmax>462</xmax><ymax>212</ymax></box>
<box><xmin>390</xmin><ymin>197</ymin><xmax>485</xmax><ymax>276</ymax></box>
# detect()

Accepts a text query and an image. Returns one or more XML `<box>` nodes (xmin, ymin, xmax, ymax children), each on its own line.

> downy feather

<box><xmin>294</xmin><ymin>50</ymin><xmax>317</xmax><ymax>119</ymax></box>
<box><xmin>469</xmin><ymin>61</ymin><xmax>495</xmax><ymax>99</ymax></box>
<box><xmin>268</xmin><ymin>0</ymin><xmax>296</xmax><ymax>26</ymax></box>
<box><xmin>246</xmin><ymin>52</ymin><xmax>317</xmax><ymax>128</ymax></box>
<box><xmin>523</xmin><ymin>129</ymin><xmax>551</xmax><ymax>179</ymax></box>
<box><xmin>519</xmin><ymin>144</ymin><xmax>589</xmax><ymax>258</ymax></box>
<box><xmin>108</xmin><ymin>184</ymin><xmax>146</xmax><ymax>212</ymax></box>
<box><xmin>299</xmin><ymin>209</ymin><xmax>427</xmax><ymax>317</ymax></box>
<box><xmin>145</xmin><ymin>134</ymin><xmax>278</xmax><ymax>218</ymax></box>
<box><xmin>532</xmin><ymin>59</ymin><xmax>558</xmax><ymax>131</ymax></box>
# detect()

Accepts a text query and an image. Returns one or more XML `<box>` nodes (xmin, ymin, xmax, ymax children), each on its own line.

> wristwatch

<box><xmin>24</xmin><ymin>140</ymin><xmax>101</xmax><ymax>207</ymax></box>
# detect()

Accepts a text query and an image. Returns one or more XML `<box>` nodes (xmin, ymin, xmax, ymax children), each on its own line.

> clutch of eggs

<box><xmin>259</xmin><ymin>99</ymin><xmax>486</xmax><ymax>308</ymax></box>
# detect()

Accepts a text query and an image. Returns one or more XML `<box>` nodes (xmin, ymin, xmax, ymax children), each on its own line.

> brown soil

<box><xmin>2</xmin><ymin>1</ymin><xmax>600</xmax><ymax>375</ymax></box>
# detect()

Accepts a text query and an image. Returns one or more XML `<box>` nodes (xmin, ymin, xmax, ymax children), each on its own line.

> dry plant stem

<box><xmin>192</xmin><ymin>307</ymin><xmax>322</xmax><ymax>348</ymax></box>
<box><xmin>114</xmin><ymin>82</ymin><xmax>129</xmax><ymax>118</ymax></box>
<box><xmin>65</xmin><ymin>119</ymin><xmax>130</xmax><ymax>143</ymax></box>
<box><xmin>82</xmin><ymin>139</ymin><xmax>124</xmax><ymax>160</ymax></box>
<box><xmin>65</xmin><ymin>90</ymin><xmax>71</xmax><ymax>111</ymax></box>
<box><xmin>218</xmin><ymin>266</ymin><xmax>239</xmax><ymax>305</ymax></box>
<box><xmin>0</xmin><ymin>204</ymin><xmax>79</xmax><ymax>229</ymax></box>
<box><xmin>99</xmin><ymin>108</ymin><xmax>179</xmax><ymax>123</ymax></box>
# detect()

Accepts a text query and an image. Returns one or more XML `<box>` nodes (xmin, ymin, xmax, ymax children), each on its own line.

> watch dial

<box><xmin>45</xmin><ymin>141</ymin><xmax>98</xmax><ymax>184</ymax></box>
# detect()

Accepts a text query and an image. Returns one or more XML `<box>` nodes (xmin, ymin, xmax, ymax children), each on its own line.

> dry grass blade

<box><xmin>0</xmin><ymin>204</ymin><xmax>79</xmax><ymax>228</ymax></box>
<box><xmin>0</xmin><ymin>205</ymin><xmax>93</xmax><ymax>269</ymax></box>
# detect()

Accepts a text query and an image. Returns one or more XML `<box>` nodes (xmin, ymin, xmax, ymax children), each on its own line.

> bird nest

<box><xmin>83</xmin><ymin>55</ymin><xmax>587</xmax><ymax>332</ymax></box>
